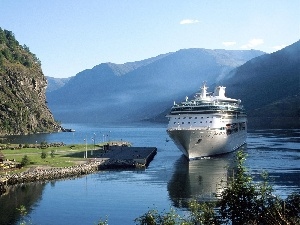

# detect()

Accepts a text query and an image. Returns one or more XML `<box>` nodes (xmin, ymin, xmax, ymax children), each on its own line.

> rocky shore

<box><xmin>0</xmin><ymin>160</ymin><xmax>103</xmax><ymax>193</ymax></box>
<box><xmin>0</xmin><ymin>145</ymin><xmax>157</xmax><ymax>195</ymax></box>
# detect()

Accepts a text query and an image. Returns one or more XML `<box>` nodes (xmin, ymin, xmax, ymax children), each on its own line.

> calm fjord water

<box><xmin>1</xmin><ymin>123</ymin><xmax>299</xmax><ymax>225</ymax></box>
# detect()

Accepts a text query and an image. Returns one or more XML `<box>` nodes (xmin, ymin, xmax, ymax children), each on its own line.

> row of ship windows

<box><xmin>175</xmin><ymin>116</ymin><xmax>212</xmax><ymax>119</ymax></box>
<box><xmin>174</xmin><ymin>121</ymin><xmax>213</xmax><ymax>125</ymax></box>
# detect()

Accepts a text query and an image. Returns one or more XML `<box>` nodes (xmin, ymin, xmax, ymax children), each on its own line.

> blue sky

<box><xmin>1</xmin><ymin>0</ymin><xmax>299</xmax><ymax>78</ymax></box>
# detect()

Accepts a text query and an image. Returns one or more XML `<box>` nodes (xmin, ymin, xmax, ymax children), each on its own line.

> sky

<box><xmin>0</xmin><ymin>0</ymin><xmax>299</xmax><ymax>78</ymax></box>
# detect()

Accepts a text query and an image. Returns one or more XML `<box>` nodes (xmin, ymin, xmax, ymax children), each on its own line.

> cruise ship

<box><xmin>166</xmin><ymin>84</ymin><xmax>247</xmax><ymax>159</ymax></box>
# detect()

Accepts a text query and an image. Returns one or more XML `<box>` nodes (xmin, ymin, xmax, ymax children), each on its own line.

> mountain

<box><xmin>46</xmin><ymin>48</ymin><xmax>264</xmax><ymax>123</ymax></box>
<box><xmin>46</xmin><ymin>76</ymin><xmax>72</xmax><ymax>92</ymax></box>
<box><xmin>221</xmin><ymin>40</ymin><xmax>300</xmax><ymax>128</ymax></box>
<box><xmin>152</xmin><ymin>41</ymin><xmax>300</xmax><ymax>128</ymax></box>
<box><xmin>0</xmin><ymin>28</ymin><xmax>61</xmax><ymax>135</ymax></box>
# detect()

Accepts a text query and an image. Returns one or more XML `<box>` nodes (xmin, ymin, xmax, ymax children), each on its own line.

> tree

<box><xmin>22</xmin><ymin>44</ymin><xmax>30</xmax><ymax>53</ymax></box>
<box><xmin>50</xmin><ymin>149</ymin><xmax>55</xmax><ymax>158</ymax></box>
<box><xmin>40</xmin><ymin>141</ymin><xmax>48</xmax><ymax>149</ymax></box>
<box><xmin>21</xmin><ymin>155</ymin><xmax>30</xmax><ymax>167</ymax></box>
<box><xmin>277</xmin><ymin>192</ymin><xmax>300</xmax><ymax>225</ymax></box>
<box><xmin>134</xmin><ymin>208</ymin><xmax>187</xmax><ymax>225</ymax></box>
<box><xmin>41</xmin><ymin>150</ymin><xmax>47</xmax><ymax>160</ymax></box>
<box><xmin>97</xmin><ymin>217</ymin><xmax>109</xmax><ymax>225</ymax></box>
<box><xmin>1</xmin><ymin>48</ymin><xmax>12</xmax><ymax>61</ymax></box>
<box><xmin>217</xmin><ymin>150</ymin><xmax>259</xmax><ymax>224</ymax></box>
<box><xmin>0</xmin><ymin>28</ymin><xmax>5</xmax><ymax>44</ymax></box>
<box><xmin>285</xmin><ymin>192</ymin><xmax>300</xmax><ymax>220</ymax></box>
<box><xmin>135</xmin><ymin>150</ymin><xmax>300</xmax><ymax>225</ymax></box>
<box><xmin>188</xmin><ymin>200</ymin><xmax>219</xmax><ymax>225</ymax></box>
<box><xmin>4</xmin><ymin>30</ymin><xmax>19</xmax><ymax>48</ymax></box>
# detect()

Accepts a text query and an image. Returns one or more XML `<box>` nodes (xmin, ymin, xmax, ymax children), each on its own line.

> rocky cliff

<box><xmin>0</xmin><ymin>28</ymin><xmax>60</xmax><ymax>135</ymax></box>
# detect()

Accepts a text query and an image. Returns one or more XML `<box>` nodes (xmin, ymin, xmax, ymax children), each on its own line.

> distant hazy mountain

<box><xmin>152</xmin><ymin>41</ymin><xmax>300</xmax><ymax>128</ymax></box>
<box><xmin>221</xmin><ymin>40</ymin><xmax>300</xmax><ymax>128</ymax></box>
<box><xmin>46</xmin><ymin>76</ymin><xmax>72</xmax><ymax>92</ymax></box>
<box><xmin>46</xmin><ymin>48</ymin><xmax>264</xmax><ymax>123</ymax></box>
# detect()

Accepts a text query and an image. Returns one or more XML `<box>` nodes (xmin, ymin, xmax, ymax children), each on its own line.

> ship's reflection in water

<box><xmin>168</xmin><ymin>150</ymin><xmax>239</xmax><ymax>209</ymax></box>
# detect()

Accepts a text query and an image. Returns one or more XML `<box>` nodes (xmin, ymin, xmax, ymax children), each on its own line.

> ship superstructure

<box><xmin>166</xmin><ymin>84</ymin><xmax>247</xmax><ymax>159</ymax></box>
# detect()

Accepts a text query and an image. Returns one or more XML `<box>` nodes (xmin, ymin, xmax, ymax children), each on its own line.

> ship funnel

<box><xmin>200</xmin><ymin>84</ymin><xmax>208</xmax><ymax>98</ymax></box>
<box><xmin>214</xmin><ymin>86</ymin><xmax>226</xmax><ymax>98</ymax></box>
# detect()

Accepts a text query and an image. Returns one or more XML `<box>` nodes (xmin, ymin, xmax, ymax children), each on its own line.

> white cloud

<box><xmin>272</xmin><ymin>44</ymin><xmax>287</xmax><ymax>51</ymax></box>
<box><xmin>222</xmin><ymin>41</ymin><xmax>236</xmax><ymax>47</ymax></box>
<box><xmin>180</xmin><ymin>19</ymin><xmax>200</xmax><ymax>25</ymax></box>
<box><xmin>241</xmin><ymin>38</ymin><xmax>264</xmax><ymax>49</ymax></box>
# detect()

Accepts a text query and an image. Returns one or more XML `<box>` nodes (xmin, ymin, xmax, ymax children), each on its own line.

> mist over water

<box><xmin>1</xmin><ymin>123</ymin><xmax>299</xmax><ymax>225</ymax></box>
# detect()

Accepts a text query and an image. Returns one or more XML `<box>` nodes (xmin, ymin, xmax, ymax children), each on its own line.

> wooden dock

<box><xmin>97</xmin><ymin>145</ymin><xmax>157</xmax><ymax>169</ymax></box>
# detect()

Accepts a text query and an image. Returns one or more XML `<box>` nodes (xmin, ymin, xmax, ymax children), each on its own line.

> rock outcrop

<box><xmin>0</xmin><ymin>28</ymin><xmax>61</xmax><ymax>135</ymax></box>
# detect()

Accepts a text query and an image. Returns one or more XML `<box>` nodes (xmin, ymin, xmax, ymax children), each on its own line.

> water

<box><xmin>0</xmin><ymin>123</ymin><xmax>299</xmax><ymax>225</ymax></box>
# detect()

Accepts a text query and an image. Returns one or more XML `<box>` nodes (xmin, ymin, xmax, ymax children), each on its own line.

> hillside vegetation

<box><xmin>0</xmin><ymin>28</ymin><xmax>60</xmax><ymax>135</ymax></box>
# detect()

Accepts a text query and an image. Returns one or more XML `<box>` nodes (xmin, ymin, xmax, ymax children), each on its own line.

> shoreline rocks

<box><xmin>0</xmin><ymin>160</ymin><xmax>103</xmax><ymax>189</ymax></box>
<box><xmin>0</xmin><ymin>146</ymin><xmax>157</xmax><ymax>195</ymax></box>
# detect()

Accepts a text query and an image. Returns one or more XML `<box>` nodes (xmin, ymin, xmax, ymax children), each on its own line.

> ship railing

<box><xmin>167</xmin><ymin>126</ymin><xmax>212</xmax><ymax>131</ymax></box>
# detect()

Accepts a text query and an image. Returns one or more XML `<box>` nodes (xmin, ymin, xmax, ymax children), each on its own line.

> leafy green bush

<box><xmin>134</xmin><ymin>150</ymin><xmax>300</xmax><ymax>225</ymax></box>
<box><xmin>50</xmin><ymin>150</ymin><xmax>55</xmax><ymax>158</ymax></box>
<box><xmin>41</xmin><ymin>151</ymin><xmax>47</xmax><ymax>160</ymax></box>
<box><xmin>21</xmin><ymin>155</ymin><xmax>30</xmax><ymax>167</ymax></box>
<box><xmin>134</xmin><ymin>208</ymin><xmax>187</xmax><ymax>225</ymax></box>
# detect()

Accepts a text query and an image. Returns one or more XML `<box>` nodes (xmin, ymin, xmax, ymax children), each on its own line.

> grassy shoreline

<box><xmin>0</xmin><ymin>143</ymin><xmax>107</xmax><ymax>175</ymax></box>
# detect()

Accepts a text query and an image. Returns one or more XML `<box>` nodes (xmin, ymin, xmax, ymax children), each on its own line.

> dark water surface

<box><xmin>0</xmin><ymin>123</ymin><xmax>299</xmax><ymax>225</ymax></box>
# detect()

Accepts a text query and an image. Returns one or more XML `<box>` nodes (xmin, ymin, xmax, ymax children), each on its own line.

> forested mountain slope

<box><xmin>222</xmin><ymin>40</ymin><xmax>300</xmax><ymax>128</ymax></box>
<box><xmin>0</xmin><ymin>28</ymin><xmax>61</xmax><ymax>135</ymax></box>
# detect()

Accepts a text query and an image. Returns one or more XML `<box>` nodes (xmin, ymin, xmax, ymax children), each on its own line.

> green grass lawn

<box><xmin>0</xmin><ymin>143</ymin><xmax>105</xmax><ymax>174</ymax></box>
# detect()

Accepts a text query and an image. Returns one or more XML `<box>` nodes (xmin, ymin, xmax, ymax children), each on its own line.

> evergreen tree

<box><xmin>0</xmin><ymin>28</ymin><xmax>5</xmax><ymax>44</ymax></box>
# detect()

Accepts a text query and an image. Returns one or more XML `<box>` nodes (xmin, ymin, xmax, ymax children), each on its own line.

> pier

<box><xmin>0</xmin><ymin>142</ymin><xmax>157</xmax><ymax>195</ymax></box>
<box><xmin>97</xmin><ymin>145</ymin><xmax>157</xmax><ymax>169</ymax></box>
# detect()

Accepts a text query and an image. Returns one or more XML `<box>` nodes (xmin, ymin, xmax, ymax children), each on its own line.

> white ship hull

<box><xmin>166</xmin><ymin>84</ymin><xmax>247</xmax><ymax>159</ymax></box>
<box><xmin>167</xmin><ymin>128</ymin><xmax>246</xmax><ymax>159</ymax></box>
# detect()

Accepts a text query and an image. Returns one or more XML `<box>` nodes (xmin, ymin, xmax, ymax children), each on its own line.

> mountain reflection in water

<box><xmin>0</xmin><ymin>182</ymin><xmax>46</xmax><ymax>225</ymax></box>
<box><xmin>1</xmin><ymin>125</ymin><xmax>299</xmax><ymax>225</ymax></box>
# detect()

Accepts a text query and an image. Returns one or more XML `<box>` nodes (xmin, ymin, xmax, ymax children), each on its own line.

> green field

<box><xmin>0</xmin><ymin>143</ymin><xmax>105</xmax><ymax>174</ymax></box>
